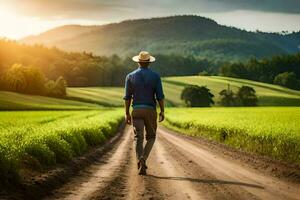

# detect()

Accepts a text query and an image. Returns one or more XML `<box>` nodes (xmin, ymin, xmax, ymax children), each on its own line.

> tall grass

<box><xmin>163</xmin><ymin>107</ymin><xmax>300</xmax><ymax>163</ymax></box>
<box><xmin>0</xmin><ymin>109</ymin><xmax>123</xmax><ymax>182</ymax></box>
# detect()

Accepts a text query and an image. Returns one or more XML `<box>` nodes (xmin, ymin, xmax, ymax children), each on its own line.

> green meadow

<box><xmin>0</xmin><ymin>91</ymin><xmax>101</xmax><ymax>111</ymax></box>
<box><xmin>67</xmin><ymin>87</ymin><xmax>124</xmax><ymax>107</ymax></box>
<box><xmin>1</xmin><ymin>75</ymin><xmax>300</xmax><ymax>182</ymax></box>
<box><xmin>163</xmin><ymin>76</ymin><xmax>300</xmax><ymax>106</ymax></box>
<box><xmin>67</xmin><ymin>76</ymin><xmax>300</xmax><ymax>107</ymax></box>
<box><xmin>2</xmin><ymin>76</ymin><xmax>298</xmax><ymax>110</ymax></box>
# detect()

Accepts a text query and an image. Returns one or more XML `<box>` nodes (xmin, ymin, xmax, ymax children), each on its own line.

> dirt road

<box><xmin>44</xmin><ymin>125</ymin><xmax>300</xmax><ymax>200</ymax></box>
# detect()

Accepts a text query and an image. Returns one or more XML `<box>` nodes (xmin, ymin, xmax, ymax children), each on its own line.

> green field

<box><xmin>67</xmin><ymin>76</ymin><xmax>300</xmax><ymax>107</ymax></box>
<box><xmin>164</xmin><ymin>76</ymin><xmax>300</xmax><ymax>106</ymax></box>
<box><xmin>0</xmin><ymin>91</ymin><xmax>101</xmax><ymax>110</ymax></box>
<box><xmin>67</xmin><ymin>87</ymin><xmax>124</xmax><ymax>107</ymax></box>
<box><xmin>1</xmin><ymin>76</ymin><xmax>299</xmax><ymax>110</ymax></box>
<box><xmin>1</xmin><ymin>75</ymin><xmax>300</xmax><ymax>181</ymax></box>
<box><xmin>0</xmin><ymin>109</ymin><xmax>123</xmax><ymax>181</ymax></box>
<box><xmin>163</xmin><ymin>107</ymin><xmax>300</xmax><ymax>163</ymax></box>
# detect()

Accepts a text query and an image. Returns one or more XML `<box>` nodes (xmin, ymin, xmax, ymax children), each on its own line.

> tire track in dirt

<box><xmin>158</xmin><ymin>127</ymin><xmax>300</xmax><ymax>200</ymax></box>
<box><xmin>147</xmin><ymin>138</ymin><xmax>204</xmax><ymax>199</ymax></box>
<box><xmin>92</xmin><ymin>128</ymin><xmax>164</xmax><ymax>200</ymax></box>
<box><xmin>43</xmin><ymin>125</ymin><xmax>300</xmax><ymax>200</ymax></box>
<box><xmin>44</xmin><ymin>126</ymin><xmax>132</xmax><ymax>200</ymax></box>
<box><xmin>155</xmin><ymin>133</ymin><xmax>259</xmax><ymax>200</ymax></box>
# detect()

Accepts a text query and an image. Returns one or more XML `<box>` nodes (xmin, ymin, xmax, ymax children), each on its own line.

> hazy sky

<box><xmin>0</xmin><ymin>0</ymin><xmax>300</xmax><ymax>39</ymax></box>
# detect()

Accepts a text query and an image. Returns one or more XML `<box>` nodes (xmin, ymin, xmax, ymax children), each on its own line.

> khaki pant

<box><xmin>132</xmin><ymin>109</ymin><xmax>157</xmax><ymax>161</ymax></box>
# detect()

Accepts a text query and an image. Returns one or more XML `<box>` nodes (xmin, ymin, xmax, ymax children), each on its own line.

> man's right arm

<box><xmin>156</xmin><ymin>75</ymin><xmax>165</xmax><ymax>122</ymax></box>
<box><xmin>158</xmin><ymin>99</ymin><xmax>165</xmax><ymax>122</ymax></box>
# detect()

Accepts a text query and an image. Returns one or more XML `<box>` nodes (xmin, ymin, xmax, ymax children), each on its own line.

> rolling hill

<box><xmin>0</xmin><ymin>91</ymin><xmax>101</xmax><ymax>110</ymax></box>
<box><xmin>67</xmin><ymin>76</ymin><xmax>300</xmax><ymax>107</ymax></box>
<box><xmin>21</xmin><ymin>15</ymin><xmax>300</xmax><ymax>62</ymax></box>
<box><xmin>2</xmin><ymin>76</ymin><xmax>299</xmax><ymax>110</ymax></box>
<box><xmin>67</xmin><ymin>87</ymin><xmax>124</xmax><ymax>107</ymax></box>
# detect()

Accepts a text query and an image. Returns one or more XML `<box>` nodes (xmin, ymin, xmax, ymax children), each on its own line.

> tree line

<box><xmin>0</xmin><ymin>64</ymin><xmax>67</xmax><ymax>97</ymax></box>
<box><xmin>219</xmin><ymin>53</ymin><xmax>300</xmax><ymax>90</ymax></box>
<box><xmin>0</xmin><ymin>39</ymin><xmax>213</xmax><ymax>97</ymax></box>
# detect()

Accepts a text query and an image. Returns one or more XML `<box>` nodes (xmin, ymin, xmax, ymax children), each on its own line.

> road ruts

<box><xmin>43</xmin><ymin>125</ymin><xmax>300</xmax><ymax>200</ymax></box>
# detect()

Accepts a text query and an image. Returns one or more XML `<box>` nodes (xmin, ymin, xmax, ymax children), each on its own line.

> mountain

<box><xmin>21</xmin><ymin>25</ymin><xmax>96</xmax><ymax>45</ymax></box>
<box><xmin>21</xmin><ymin>15</ymin><xmax>300</xmax><ymax>62</ymax></box>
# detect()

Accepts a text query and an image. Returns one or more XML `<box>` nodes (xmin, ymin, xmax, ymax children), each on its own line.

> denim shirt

<box><xmin>123</xmin><ymin>67</ymin><xmax>164</xmax><ymax>109</ymax></box>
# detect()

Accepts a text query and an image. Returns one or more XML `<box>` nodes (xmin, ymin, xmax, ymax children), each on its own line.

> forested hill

<box><xmin>21</xmin><ymin>15</ymin><xmax>300</xmax><ymax>62</ymax></box>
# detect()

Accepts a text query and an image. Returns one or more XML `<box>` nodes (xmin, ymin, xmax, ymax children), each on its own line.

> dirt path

<box><xmin>44</xmin><ymin>125</ymin><xmax>300</xmax><ymax>200</ymax></box>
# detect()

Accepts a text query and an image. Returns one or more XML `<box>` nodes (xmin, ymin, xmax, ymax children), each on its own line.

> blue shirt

<box><xmin>123</xmin><ymin>67</ymin><xmax>164</xmax><ymax>109</ymax></box>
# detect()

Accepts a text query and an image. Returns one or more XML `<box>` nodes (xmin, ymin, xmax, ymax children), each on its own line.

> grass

<box><xmin>0</xmin><ymin>109</ymin><xmax>123</xmax><ymax>182</ymax></box>
<box><xmin>0</xmin><ymin>91</ymin><xmax>101</xmax><ymax>111</ymax></box>
<box><xmin>67</xmin><ymin>87</ymin><xmax>124</xmax><ymax>106</ymax></box>
<box><xmin>66</xmin><ymin>76</ymin><xmax>300</xmax><ymax>107</ymax></box>
<box><xmin>1</xmin><ymin>76</ymin><xmax>298</xmax><ymax>109</ymax></box>
<box><xmin>163</xmin><ymin>76</ymin><xmax>300</xmax><ymax>106</ymax></box>
<box><xmin>163</xmin><ymin>107</ymin><xmax>300</xmax><ymax>163</ymax></box>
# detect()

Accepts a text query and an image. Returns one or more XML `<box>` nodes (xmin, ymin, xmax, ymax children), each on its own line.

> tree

<box><xmin>236</xmin><ymin>86</ymin><xmax>258</xmax><ymax>106</ymax></box>
<box><xmin>219</xmin><ymin>53</ymin><xmax>300</xmax><ymax>91</ymax></box>
<box><xmin>219</xmin><ymin>84</ymin><xmax>236</xmax><ymax>106</ymax></box>
<box><xmin>1</xmin><ymin>64</ymin><xmax>46</xmax><ymax>95</ymax></box>
<box><xmin>181</xmin><ymin>85</ymin><xmax>214</xmax><ymax>107</ymax></box>
<box><xmin>25</xmin><ymin>65</ymin><xmax>47</xmax><ymax>95</ymax></box>
<box><xmin>1</xmin><ymin>64</ymin><xmax>27</xmax><ymax>93</ymax></box>
<box><xmin>55</xmin><ymin>76</ymin><xmax>67</xmax><ymax>97</ymax></box>
<box><xmin>274</xmin><ymin>72</ymin><xmax>299</xmax><ymax>90</ymax></box>
<box><xmin>199</xmin><ymin>71</ymin><xmax>210</xmax><ymax>76</ymax></box>
<box><xmin>46</xmin><ymin>76</ymin><xmax>67</xmax><ymax>97</ymax></box>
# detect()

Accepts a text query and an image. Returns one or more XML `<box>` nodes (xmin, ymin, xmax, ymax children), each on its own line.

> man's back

<box><xmin>124</xmin><ymin>67</ymin><xmax>164</xmax><ymax>109</ymax></box>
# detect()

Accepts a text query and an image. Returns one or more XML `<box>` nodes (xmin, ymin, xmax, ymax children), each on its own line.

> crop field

<box><xmin>0</xmin><ymin>109</ymin><xmax>123</xmax><ymax>181</ymax></box>
<box><xmin>0</xmin><ymin>91</ymin><xmax>101</xmax><ymax>111</ymax></box>
<box><xmin>66</xmin><ymin>76</ymin><xmax>300</xmax><ymax>107</ymax></box>
<box><xmin>163</xmin><ymin>107</ymin><xmax>300</xmax><ymax>163</ymax></box>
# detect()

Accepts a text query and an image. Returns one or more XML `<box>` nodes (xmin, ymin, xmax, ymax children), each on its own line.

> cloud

<box><xmin>204</xmin><ymin>0</ymin><xmax>300</xmax><ymax>14</ymax></box>
<box><xmin>3</xmin><ymin>0</ymin><xmax>132</xmax><ymax>19</ymax></box>
<box><xmin>2</xmin><ymin>0</ymin><xmax>300</xmax><ymax>21</ymax></box>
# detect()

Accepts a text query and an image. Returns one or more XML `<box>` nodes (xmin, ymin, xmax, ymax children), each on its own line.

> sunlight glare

<box><xmin>0</xmin><ymin>5</ymin><xmax>40</xmax><ymax>39</ymax></box>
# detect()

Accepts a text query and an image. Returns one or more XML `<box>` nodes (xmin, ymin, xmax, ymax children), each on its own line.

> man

<box><xmin>123</xmin><ymin>51</ymin><xmax>165</xmax><ymax>175</ymax></box>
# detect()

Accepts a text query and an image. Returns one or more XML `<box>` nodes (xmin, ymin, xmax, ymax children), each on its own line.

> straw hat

<box><xmin>132</xmin><ymin>51</ymin><xmax>155</xmax><ymax>63</ymax></box>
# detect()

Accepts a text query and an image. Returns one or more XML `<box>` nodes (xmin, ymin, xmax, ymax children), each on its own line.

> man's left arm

<box><xmin>124</xmin><ymin>99</ymin><xmax>132</xmax><ymax>124</ymax></box>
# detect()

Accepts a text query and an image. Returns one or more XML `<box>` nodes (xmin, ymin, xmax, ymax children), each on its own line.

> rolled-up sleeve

<box><xmin>155</xmin><ymin>76</ymin><xmax>165</xmax><ymax>101</ymax></box>
<box><xmin>123</xmin><ymin>75</ymin><xmax>133</xmax><ymax>100</ymax></box>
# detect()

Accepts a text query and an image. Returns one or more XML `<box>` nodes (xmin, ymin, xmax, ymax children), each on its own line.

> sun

<box><xmin>0</xmin><ymin>6</ymin><xmax>22</xmax><ymax>38</ymax></box>
<box><xmin>0</xmin><ymin>5</ymin><xmax>44</xmax><ymax>39</ymax></box>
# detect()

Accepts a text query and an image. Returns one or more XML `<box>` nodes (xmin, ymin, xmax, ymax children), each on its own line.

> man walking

<box><xmin>123</xmin><ymin>51</ymin><xmax>165</xmax><ymax>175</ymax></box>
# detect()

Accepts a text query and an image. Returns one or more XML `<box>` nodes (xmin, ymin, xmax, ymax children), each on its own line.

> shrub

<box><xmin>274</xmin><ymin>72</ymin><xmax>300</xmax><ymax>90</ymax></box>
<box><xmin>236</xmin><ymin>86</ymin><xmax>258</xmax><ymax>106</ymax></box>
<box><xmin>181</xmin><ymin>85</ymin><xmax>214</xmax><ymax>107</ymax></box>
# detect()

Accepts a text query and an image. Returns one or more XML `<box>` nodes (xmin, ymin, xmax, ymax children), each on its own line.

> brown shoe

<box><xmin>137</xmin><ymin>160</ymin><xmax>141</xmax><ymax>169</ymax></box>
<box><xmin>138</xmin><ymin>158</ymin><xmax>147</xmax><ymax>175</ymax></box>
<box><xmin>139</xmin><ymin>164</ymin><xmax>147</xmax><ymax>175</ymax></box>
<box><xmin>137</xmin><ymin>158</ymin><xmax>148</xmax><ymax>169</ymax></box>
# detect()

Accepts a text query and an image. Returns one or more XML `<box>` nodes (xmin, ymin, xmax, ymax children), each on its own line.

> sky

<box><xmin>0</xmin><ymin>0</ymin><xmax>300</xmax><ymax>39</ymax></box>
